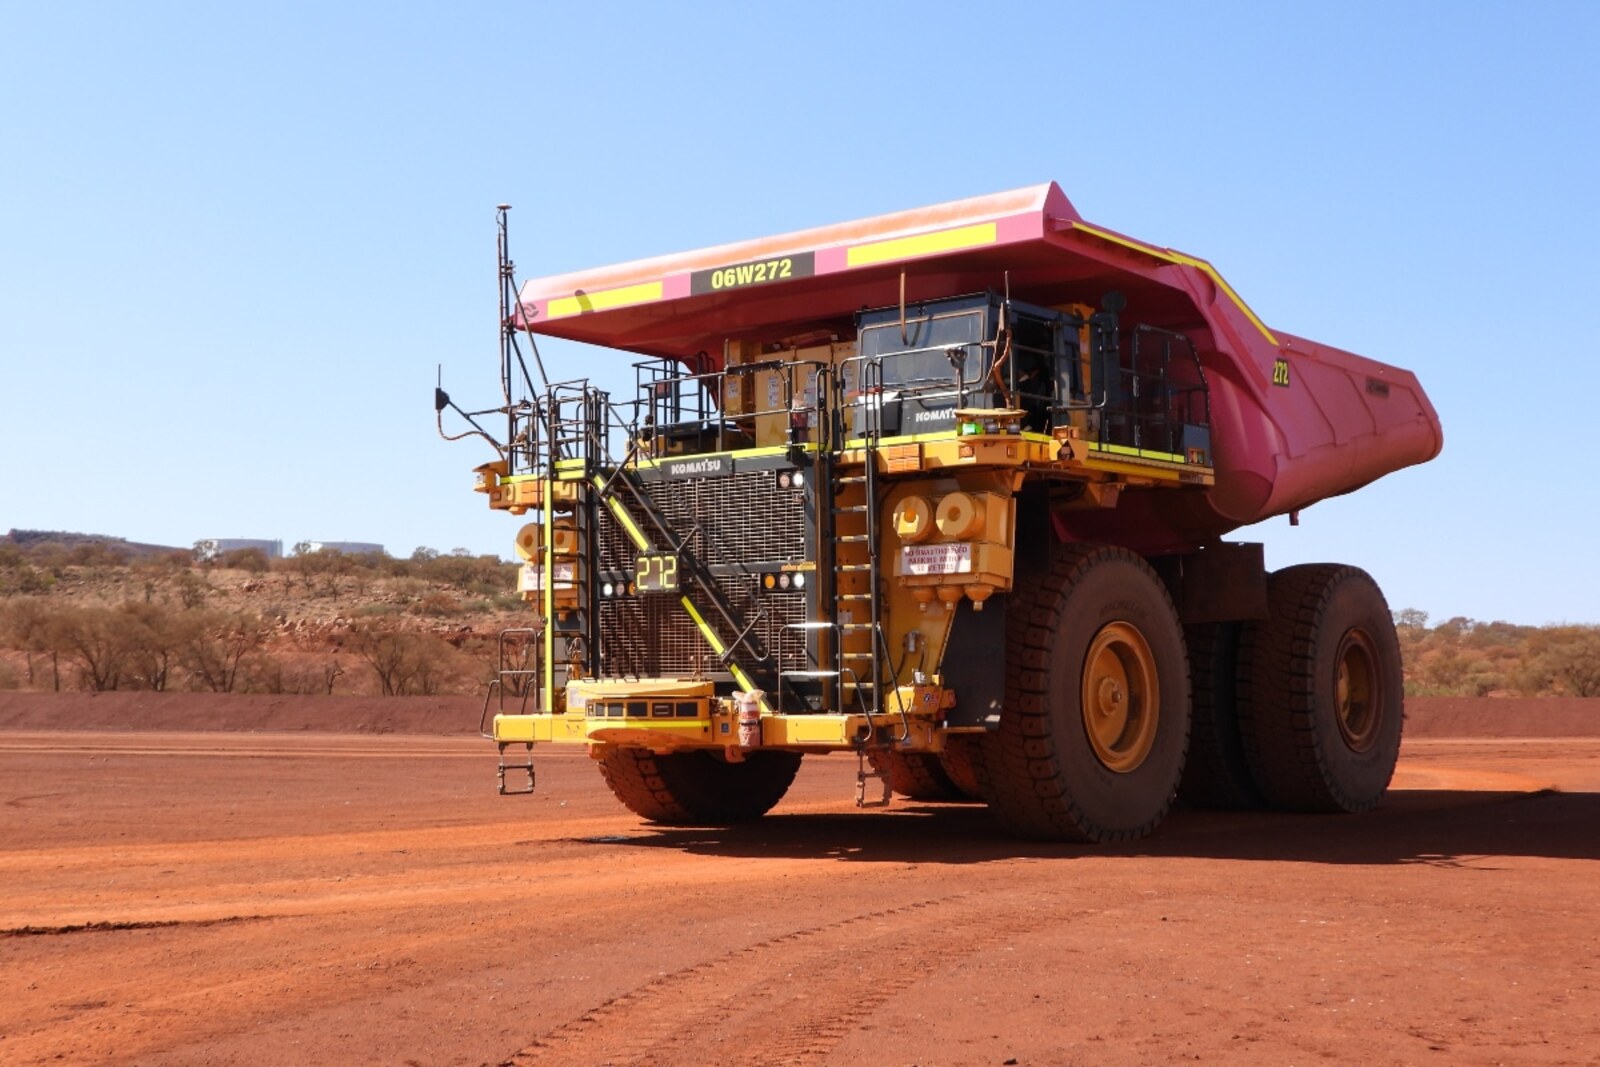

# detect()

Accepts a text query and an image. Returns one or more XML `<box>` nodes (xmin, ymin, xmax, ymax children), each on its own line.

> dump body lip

<box><xmin>510</xmin><ymin>182</ymin><xmax>1441</xmax><ymax>547</ymax></box>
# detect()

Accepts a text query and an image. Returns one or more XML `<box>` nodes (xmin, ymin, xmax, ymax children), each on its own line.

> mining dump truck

<box><xmin>442</xmin><ymin>183</ymin><xmax>1441</xmax><ymax>841</ymax></box>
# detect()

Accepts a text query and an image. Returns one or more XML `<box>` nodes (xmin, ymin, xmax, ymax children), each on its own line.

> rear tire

<box><xmin>1178</xmin><ymin>622</ymin><xmax>1265</xmax><ymax>810</ymax></box>
<box><xmin>597</xmin><ymin>747</ymin><xmax>803</xmax><ymax>824</ymax></box>
<box><xmin>939</xmin><ymin>736</ymin><xmax>983</xmax><ymax>799</ymax></box>
<box><xmin>866</xmin><ymin>748</ymin><xmax>967</xmax><ymax>801</ymax></box>
<box><xmin>1237</xmin><ymin>565</ymin><xmax>1403</xmax><ymax>813</ymax></box>
<box><xmin>972</xmin><ymin>543</ymin><xmax>1190</xmax><ymax>842</ymax></box>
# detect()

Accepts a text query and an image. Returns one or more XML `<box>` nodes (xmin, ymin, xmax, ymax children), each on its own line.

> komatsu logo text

<box><xmin>661</xmin><ymin>455</ymin><xmax>732</xmax><ymax>479</ymax></box>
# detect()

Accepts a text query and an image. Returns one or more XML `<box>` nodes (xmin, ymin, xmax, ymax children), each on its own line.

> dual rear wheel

<box><xmin>972</xmin><ymin>547</ymin><xmax>1404</xmax><ymax>841</ymax></box>
<box><xmin>866</xmin><ymin>738</ymin><xmax>983</xmax><ymax>802</ymax></box>
<box><xmin>1233</xmin><ymin>564</ymin><xmax>1405</xmax><ymax>812</ymax></box>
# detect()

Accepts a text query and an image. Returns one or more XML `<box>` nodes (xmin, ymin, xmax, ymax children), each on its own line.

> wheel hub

<box><xmin>1334</xmin><ymin>627</ymin><xmax>1382</xmax><ymax>752</ymax></box>
<box><xmin>1081</xmin><ymin>621</ymin><xmax>1159</xmax><ymax>774</ymax></box>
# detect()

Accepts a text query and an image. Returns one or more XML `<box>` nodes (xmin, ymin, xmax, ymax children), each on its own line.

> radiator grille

<box><xmin>596</xmin><ymin>470</ymin><xmax>811</xmax><ymax>678</ymax></box>
<box><xmin>597</xmin><ymin>470</ymin><xmax>807</xmax><ymax>570</ymax></box>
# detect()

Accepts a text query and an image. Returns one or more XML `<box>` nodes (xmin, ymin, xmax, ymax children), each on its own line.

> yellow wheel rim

<box><xmin>1081</xmin><ymin>621</ymin><xmax>1159</xmax><ymax>774</ymax></box>
<box><xmin>1335</xmin><ymin>628</ymin><xmax>1381</xmax><ymax>752</ymax></box>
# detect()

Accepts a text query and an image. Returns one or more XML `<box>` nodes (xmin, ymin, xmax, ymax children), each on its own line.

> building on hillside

<box><xmin>194</xmin><ymin>538</ymin><xmax>284</xmax><ymax>560</ymax></box>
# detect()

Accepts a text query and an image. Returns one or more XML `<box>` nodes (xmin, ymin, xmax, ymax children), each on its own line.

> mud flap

<box><xmin>940</xmin><ymin>596</ymin><xmax>1008</xmax><ymax>728</ymax></box>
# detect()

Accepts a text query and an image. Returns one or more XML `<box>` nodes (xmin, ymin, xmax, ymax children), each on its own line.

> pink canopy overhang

<box><xmin>511</xmin><ymin>182</ymin><xmax>1274</xmax><ymax>370</ymax></box>
<box><xmin>510</xmin><ymin>182</ymin><xmax>1441</xmax><ymax>548</ymax></box>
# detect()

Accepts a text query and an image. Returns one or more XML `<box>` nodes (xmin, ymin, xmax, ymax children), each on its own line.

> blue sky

<box><xmin>3</xmin><ymin>2</ymin><xmax>1597</xmax><ymax>624</ymax></box>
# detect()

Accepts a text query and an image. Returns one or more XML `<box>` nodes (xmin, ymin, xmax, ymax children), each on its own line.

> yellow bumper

<box><xmin>491</xmin><ymin>679</ymin><xmax>952</xmax><ymax>753</ymax></box>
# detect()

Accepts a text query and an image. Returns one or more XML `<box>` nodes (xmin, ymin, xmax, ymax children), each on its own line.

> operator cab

<box><xmin>851</xmin><ymin>293</ymin><xmax>1086</xmax><ymax>438</ymax></box>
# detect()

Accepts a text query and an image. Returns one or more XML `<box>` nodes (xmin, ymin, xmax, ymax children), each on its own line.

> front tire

<box><xmin>597</xmin><ymin>748</ymin><xmax>803</xmax><ymax>824</ymax></box>
<box><xmin>1236</xmin><ymin>565</ymin><xmax>1403</xmax><ymax>813</ymax></box>
<box><xmin>973</xmin><ymin>544</ymin><xmax>1191</xmax><ymax>842</ymax></box>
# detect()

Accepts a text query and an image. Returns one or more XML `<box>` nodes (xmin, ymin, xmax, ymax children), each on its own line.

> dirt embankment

<box><xmin>1</xmin><ymin>691</ymin><xmax>1596</xmax><ymax>738</ymax></box>
<box><xmin>1399</xmin><ymin>696</ymin><xmax>1600</xmax><ymax>737</ymax></box>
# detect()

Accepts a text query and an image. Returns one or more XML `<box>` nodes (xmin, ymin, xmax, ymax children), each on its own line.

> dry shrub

<box><xmin>350</xmin><ymin>627</ymin><xmax>462</xmax><ymax>696</ymax></box>
<box><xmin>242</xmin><ymin>654</ymin><xmax>346</xmax><ymax>695</ymax></box>
<box><xmin>414</xmin><ymin>591</ymin><xmax>462</xmax><ymax>617</ymax></box>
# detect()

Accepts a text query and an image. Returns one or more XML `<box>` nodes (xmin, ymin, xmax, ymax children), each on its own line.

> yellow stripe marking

<box><xmin>632</xmin><ymin>442</ymin><xmax>816</xmax><ymax>470</ymax></box>
<box><xmin>846</xmin><ymin>222</ymin><xmax>998</xmax><ymax>268</ymax></box>
<box><xmin>546</xmin><ymin>280</ymin><xmax>664</xmax><ymax>320</ymax></box>
<box><xmin>680</xmin><ymin>597</ymin><xmax>766</xmax><ymax>709</ymax></box>
<box><xmin>1094</xmin><ymin>442</ymin><xmax>1187</xmax><ymax>464</ymax></box>
<box><xmin>542</xmin><ymin>474</ymin><xmax>556</xmax><ymax>707</ymax></box>
<box><xmin>593</xmin><ymin>475</ymin><xmax>651</xmax><ymax>549</ymax></box>
<box><xmin>1071</xmin><ymin>222</ymin><xmax>1278</xmax><ymax>345</ymax></box>
<box><xmin>679</xmin><ymin>597</ymin><xmax>726</xmax><ymax>657</ymax></box>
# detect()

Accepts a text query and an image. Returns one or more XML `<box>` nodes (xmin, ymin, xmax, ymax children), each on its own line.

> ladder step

<box><xmin>839</xmin><ymin>534</ymin><xmax>870</xmax><ymax>543</ymax></box>
<box><xmin>839</xmin><ymin>623</ymin><xmax>877</xmax><ymax>631</ymax></box>
<box><xmin>838</xmin><ymin>593</ymin><xmax>873</xmax><ymax>601</ymax></box>
<box><xmin>834</xmin><ymin>505</ymin><xmax>869</xmax><ymax>514</ymax></box>
<box><xmin>838</xmin><ymin>564</ymin><xmax>873</xmax><ymax>572</ymax></box>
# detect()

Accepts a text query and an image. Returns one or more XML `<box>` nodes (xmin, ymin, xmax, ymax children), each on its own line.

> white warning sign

<box><xmin>519</xmin><ymin>562</ymin><xmax>576</xmax><ymax>592</ymax></box>
<box><xmin>900</xmin><ymin>543</ymin><xmax>973</xmax><ymax>576</ymax></box>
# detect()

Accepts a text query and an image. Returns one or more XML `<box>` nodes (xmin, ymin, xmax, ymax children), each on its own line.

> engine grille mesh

<box><xmin>596</xmin><ymin>470</ymin><xmax>810</xmax><ymax>678</ymax></box>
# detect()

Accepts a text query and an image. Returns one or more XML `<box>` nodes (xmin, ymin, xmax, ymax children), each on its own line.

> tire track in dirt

<box><xmin>0</xmin><ymin>915</ymin><xmax>267</xmax><ymax>938</ymax></box>
<box><xmin>501</xmin><ymin>892</ymin><xmax>1063</xmax><ymax>1067</ymax></box>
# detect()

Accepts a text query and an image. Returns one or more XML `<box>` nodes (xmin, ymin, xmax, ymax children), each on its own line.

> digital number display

<box><xmin>634</xmin><ymin>551</ymin><xmax>680</xmax><ymax>593</ymax></box>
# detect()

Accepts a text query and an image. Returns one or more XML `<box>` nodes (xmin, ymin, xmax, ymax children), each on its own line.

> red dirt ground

<box><xmin>2</xmin><ymin>695</ymin><xmax>1598</xmax><ymax>1066</ymax></box>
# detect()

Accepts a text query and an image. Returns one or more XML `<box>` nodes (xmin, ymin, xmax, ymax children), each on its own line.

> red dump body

<box><xmin>515</xmin><ymin>183</ymin><xmax>1441</xmax><ymax>553</ymax></box>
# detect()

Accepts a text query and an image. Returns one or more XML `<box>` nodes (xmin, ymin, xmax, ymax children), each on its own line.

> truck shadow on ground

<box><xmin>611</xmin><ymin>788</ymin><xmax>1600</xmax><ymax>866</ymax></box>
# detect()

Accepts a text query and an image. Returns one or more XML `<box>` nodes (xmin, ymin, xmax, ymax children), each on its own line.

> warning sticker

<box><xmin>519</xmin><ymin>562</ymin><xmax>576</xmax><ymax>592</ymax></box>
<box><xmin>900</xmin><ymin>543</ymin><xmax>972</xmax><ymax>576</ymax></box>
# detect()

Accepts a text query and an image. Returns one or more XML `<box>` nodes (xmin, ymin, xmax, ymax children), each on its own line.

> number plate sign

<box><xmin>635</xmin><ymin>551</ymin><xmax>680</xmax><ymax>592</ymax></box>
<box><xmin>900</xmin><ymin>543</ymin><xmax>973</xmax><ymax>576</ymax></box>
<box><xmin>690</xmin><ymin>252</ymin><xmax>815</xmax><ymax>295</ymax></box>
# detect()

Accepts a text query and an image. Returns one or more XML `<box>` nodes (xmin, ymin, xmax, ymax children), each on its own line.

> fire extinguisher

<box><xmin>734</xmin><ymin>690</ymin><xmax>764</xmax><ymax>748</ymax></box>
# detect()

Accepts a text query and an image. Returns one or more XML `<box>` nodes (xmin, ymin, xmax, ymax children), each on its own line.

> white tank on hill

<box><xmin>194</xmin><ymin>538</ymin><xmax>284</xmax><ymax>560</ymax></box>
